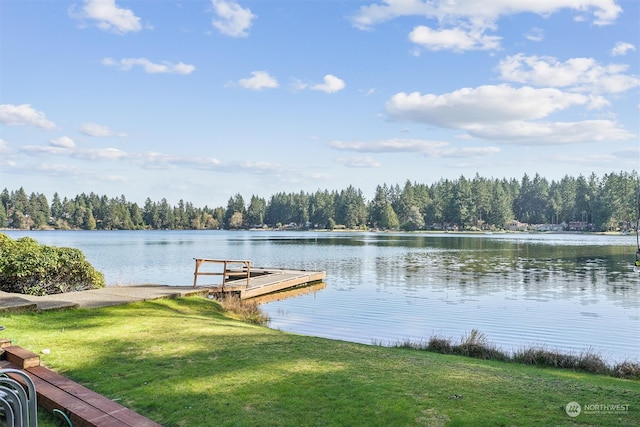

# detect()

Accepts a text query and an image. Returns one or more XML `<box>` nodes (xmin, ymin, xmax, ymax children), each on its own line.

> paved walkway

<box><xmin>0</xmin><ymin>285</ymin><xmax>209</xmax><ymax>311</ymax></box>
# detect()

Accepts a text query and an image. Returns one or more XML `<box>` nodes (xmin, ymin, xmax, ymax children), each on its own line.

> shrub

<box><xmin>426</xmin><ymin>336</ymin><xmax>453</xmax><ymax>354</ymax></box>
<box><xmin>451</xmin><ymin>329</ymin><xmax>510</xmax><ymax>361</ymax></box>
<box><xmin>512</xmin><ymin>346</ymin><xmax>612</xmax><ymax>375</ymax></box>
<box><xmin>0</xmin><ymin>234</ymin><xmax>105</xmax><ymax>296</ymax></box>
<box><xmin>391</xmin><ymin>329</ymin><xmax>638</xmax><ymax>378</ymax></box>
<box><xmin>613</xmin><ymin>361</ymin><xmax>640</xmax><ymax>380</ymax></box>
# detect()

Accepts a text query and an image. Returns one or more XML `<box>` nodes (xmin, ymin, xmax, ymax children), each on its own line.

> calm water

<box><xmin>4</xmin><ymin>230</ymin><xmax>639</xmax><ymax>362</ymax></box>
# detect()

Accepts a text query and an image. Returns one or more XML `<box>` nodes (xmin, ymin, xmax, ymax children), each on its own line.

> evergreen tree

<box><xmin>369</xmin><ymin>184</ymin><xmax>390</xmax><ymax>228</ymax></box>
<box><xmin>246</xmin><ymin>195</ymin><xmax>267</xmax><ymax>226</ymax></box>
<box><xmin>292</xmin><ymin>191</ymin><xmax>310</xmax><ymax>227</ymax></box>
<box><xmin>487</xmin><ymin>180</ymin><xmax>512</xmax><ymax>228</ymax></box>
<box><xmin>453</xmin><ymin>176</ymin><xmax>474</xmax><ymax>229</ymax></box>
<box><xmin>129</xmin><ymin>203</ymin><xmax>144</xmax><ymax>229</ymax></box>
<box><xmin>143</xmin><ymin>198</ymin><xmax>159</xmax><ymax>229</ymax></box>
<box><xmin>0</xmin><ymin>202</ymin><xmax>7</xmax><ymax>227</ymax></box>
<box><xmin>380</xmin><ymin>202</ymin><xmax>400</xmax><ymax>230</ymax></box>
<box><xmin>157</xmin><ymin>198</ymin><xmax>174</xmax><ymax>229</ymax></box>
<box><xmin>28</xmin><ymin>192</ymin><xmax>49</xmax><ymax>228</ymax></box>
<box><xmin>336</xmin><ymin>185</ymin><xmax>367</xmax><ymax>229</ymax></box>
<box><xmin>51</xmin><ymin>192</ymin><xmax>63</xmax><ymax>222</ymax></box>
<box><xmin>471</xmin><ymin>174</ymin><xmax>491</xmax><ymax>228</ymax></box>
<box><xmin>84</xmin><ymin>208</ymin><xmax>97</xmax><ymax>230</ymax></box>
<box><xmin>401</xmin><ymin>206</ymin><xmax>425</xmax><ymax>231</ymax></box>
<box><xmin>0</xmin><ymin>189</ymin><xmax>9</xmax><ymax>213</ymax></box>
<box><xmin>308</xmin><ymin>190</ymin><xmax>335</xmax><ymax>229</ymax></box>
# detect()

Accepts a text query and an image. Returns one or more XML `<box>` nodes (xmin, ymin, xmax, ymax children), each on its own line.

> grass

<box><xmin>1</xmin><ymin>297</ymin><xmax>638</xmax><ymax>426</ymax></box>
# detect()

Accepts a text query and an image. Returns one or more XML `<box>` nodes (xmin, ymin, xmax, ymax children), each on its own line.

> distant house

<box><xmin>507</xmin><ymin>220</ymin><xmax>528</xmax><ymax>231</ymax></box>
<box><xmin>567</xmin><ymin>221</ymin><xmax>595</xmax><ymax>231</ymax></box>
<box><xmin>430</xmin><ymin>222</ymin><xmax>455</xmax><ymax>231</ymax></box>
<box><xmin>533</xmin><ymin>223</ymin><xmax>565</xmax><ymax>232</ymax></box>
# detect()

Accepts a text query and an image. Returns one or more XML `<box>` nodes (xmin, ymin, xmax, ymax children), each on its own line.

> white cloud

<box><xmin>17</xmin><ymin>142</ymin><xmax>226</xmax><ymax>171</ymax></box>
<box><xmin>409</xmin><ymin>25</ymin><xmax>500</xmax><ymax>51</ymax></box>
<box><xmin>384</xmin><ymin>85</ymin><xmax>633</xmax><ymax>144</ymax></box>
<box><xmin>139</xmin><ymin>152</ymin><xmax>222</xmax><ymax>170</ymax></box>
<box><xmin>102</xmin><ymin>57</ymin><xmax>195</xmax><ymax>74</ymax></box>
<box><xmin>0</xmin><ymin>139</ymin><xmax>9</xmax><ymax>154</ymax></box>
<box><xmin>234</xmin><ymin>161</ymin><xmax>291</xmax><ymax>174</ymax></box>
<box><xmin>238</xmin><ymin>71</ymin><xmax>279</xmax><ymax>90</ymax></box>
<box><xmin>70</xmin><ymin>0</ymin><xmax>143</xmax><ymax>34</ymax></box>
<box><xmin>38</xmin><ymin>163</ymin><xmax>91</xmax><ymax>177</ymax></box>
<box><xmin>465</xmin><ymin>120</ymin><xmax>634</xmax><ymax>144</ymax></box>
<box><xmin>330</xmin><ymin>138</ymin><xmax>449</xmax><ymax>153</ymax></box>
<box><xmin>525</xmin><ymin>27</ymin><xmax>544</xmax><ymax>42</ymax></box>
<box><xmin>80</xmin><ymin>122</ymin><xmax>127</xmax><ymax>137</ymax></box>
<box><xmin>386</xmin><ymin>85</ymin><xmax>603</xmax><ymax>127</ymax></box>
<box><xmin>0</xmin><ymin>104</ymin><xmax>57</xmax><ymax>129</ymax></box>
<box><xmin>612</xmin><ymin>147</ymin><xmax>640</xmax><ymax>158</ymax></box>
<box><xmin>336</xmin><ymin>156</ymin><xmax>383</xmax><ymax>168</ymax></box>
<box><xmin>20</xmin><ymin>145</ymin><xmax>72</xmax><ymax>156</ymax></box>
<box><xmin>444</xmin><ymin>146</ymin><xmax>501</xmax><ymax>157</ymax></box>
<box><xmin>21</xmin><ymin>144</ymin><xmax>127</xmax><ymax>159</ymax></box>
<box><xmin>611</xmin><ymin>41</ymin><xmax>636</xmax><ymax>56</ymax></box>
<box><xmin>50</xmin><ymin>136</ymin><xmax>76</xmax><ymax>149</ymax></box>
<box><xmin>350</xmin><ymin>0</ymin><xmax>436</xmax><ymax>30</ymax></box>
<box><xmin>311</xmin><ymin>75</ymin><xmax>346</xmax><ymax>93</ymax></box>
<box><xmin>351</xmin><ymin>1</ymin><xmax>621</xmax><ymax>53</ymax></box>
<box><xmin>211</xmin><ymin>0</ymin><xmax>256</xmax><ymax>38</ymax></box>
<box><xmin>328</xmin><ymin>138</ymin><xmax>500</xmax><ymax>158</ymax></box>
<box><xmin>74</xmin><ymin>147</ymin><xmax>129</xmax><ymax>160</ymax></box>
<box><xmin>350</xmin><ymin>0</ymin><xmax>622</xmax><ymax>30</ymax></box>
<box><xmin>497</xmin><ymin>54</ymin><xmax>640</xmax><ymax>94</ymax></box>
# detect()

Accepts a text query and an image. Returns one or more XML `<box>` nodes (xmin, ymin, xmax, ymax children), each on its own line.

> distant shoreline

<box><xmin>1</xmin><ymin>227</ymin><xmax>635</xmax><ymax>237</ymax></box>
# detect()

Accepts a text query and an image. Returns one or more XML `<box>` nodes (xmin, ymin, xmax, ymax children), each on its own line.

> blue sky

<box><xmin>1</xmin><ymin>0</ymin><xmax>638</xmax><ymax>207</ymax></box>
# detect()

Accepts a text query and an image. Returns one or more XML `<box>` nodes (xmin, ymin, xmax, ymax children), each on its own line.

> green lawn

<box><xmin>2</xmin><ymin>297</ymin><xmax>638</xmax><ymax>426</ymax></box>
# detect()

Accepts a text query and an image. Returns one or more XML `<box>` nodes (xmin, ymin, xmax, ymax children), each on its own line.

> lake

<box><xmin>3</xmin><ymin>230</ymin><xmax>639</xmax><ymax>363</ymax></box>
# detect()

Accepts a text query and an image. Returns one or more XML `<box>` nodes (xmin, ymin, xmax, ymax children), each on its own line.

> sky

<box><xmin>1</xmin><ymin>0</ymin><xmax>639</xmax><ymax>208</ymax></box>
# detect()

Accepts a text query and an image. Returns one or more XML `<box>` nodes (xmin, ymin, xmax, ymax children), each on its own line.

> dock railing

<box><xmin>193</xmin><ymin>259</ymin><xmax>251</xmax><ymax>290</ymax></box>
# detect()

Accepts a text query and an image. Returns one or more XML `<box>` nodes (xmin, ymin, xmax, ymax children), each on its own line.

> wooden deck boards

<box><xmin>210</xmin><ymin>267</ymin><xmax>326</xmax><ymax>299</ymax></box>
<box><xmin>0</xmin><ymin>345</ymin><xmax>162</xmax><ymax>427</ymax></box>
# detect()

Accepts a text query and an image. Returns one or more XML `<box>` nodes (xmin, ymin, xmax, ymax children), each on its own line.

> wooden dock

<box><xmin>0</xmin><ymin>341</ymin><xmax>162</xmax><ymax>427</ymax></box>
<box><xmin>193</xmin><ymin>259</ymin><xmax>326</xmax><ymax>300</ymax></box>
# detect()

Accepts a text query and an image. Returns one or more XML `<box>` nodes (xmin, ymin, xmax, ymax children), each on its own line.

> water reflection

<box><xmin>2</xmin><ymin>230</ymin><xmax>638</xmax><ymax>362</ymax></box>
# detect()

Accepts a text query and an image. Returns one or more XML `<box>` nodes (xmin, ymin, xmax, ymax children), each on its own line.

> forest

<box><xmin>1</xmin><ymin>171</ymin><xmax>638</xmax><ymax>232</ymax></box>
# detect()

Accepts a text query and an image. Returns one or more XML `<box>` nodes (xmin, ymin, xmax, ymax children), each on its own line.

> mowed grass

<box><xmin>2</xmin><ymin>297</ymin><xmax>638</xmax><ymax>427</ymax></box>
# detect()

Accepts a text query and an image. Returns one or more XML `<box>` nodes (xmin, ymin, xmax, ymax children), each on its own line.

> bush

<box><xmin>426</xmin><ymin>336</ymin><xmax>453</xmax><ymax>354</ymax></box>
<box><xmin>393</xmin><ymin>329</ymin><xmax>639</xmax><ymax>379</ymax></box>
<box><xmin>0</xmin><ymin>234</ymin><xmax>105</xmax><ymax>296</ymax></box>
<box><xmin>613</xmin><ymin>361</ymin><xmax>640</xmax><ymax>380</ymax></box>
<box><xmin>451</xmin><ymin>329</ymin><xmax>510</xmax><ymax>361</ymax></box>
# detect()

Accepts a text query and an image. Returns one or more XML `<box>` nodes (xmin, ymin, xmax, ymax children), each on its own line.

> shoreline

<box><xmin>1</xmin><ymin>227</ymin><xmax>635</xmax><ymax>236</ymax></box>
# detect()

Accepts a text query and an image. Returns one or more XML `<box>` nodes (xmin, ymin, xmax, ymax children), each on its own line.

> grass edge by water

<box><xmin>1</xmin><ymin>296</ymin><xmax>637</xmax><ymax>427</ymax></box>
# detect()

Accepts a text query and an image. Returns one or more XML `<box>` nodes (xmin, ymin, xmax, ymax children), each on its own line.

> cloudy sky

<box><xmin>1</xmin><ymin>0</ymin><xmax>638</xmax><ymax>207</ymax></box>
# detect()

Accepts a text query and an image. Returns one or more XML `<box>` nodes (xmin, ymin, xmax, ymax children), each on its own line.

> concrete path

<box><xmin>0</xmin><ymin>285</ymin><xmax>209</xmax><ymax>311</ymax></box>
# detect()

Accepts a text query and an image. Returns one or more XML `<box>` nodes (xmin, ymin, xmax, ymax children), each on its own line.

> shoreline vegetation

<box><xmin>385</xmin><ymin>329</ymin><xmax>640</xmax><ymax>380</ymax></box>
<box><xmin>221</xmin><ymin>295</ymin><xmax>640</xmax><ymax>380</ymax></box>
<box><xmin>2</xmin><ymin>170</ymin><xmax>638</xmax><ymax>233</ymax></box>
<box><xmin>0</xmin><ymin>297</ymin><xmax>636</xmax><ymax>426</ymax></box>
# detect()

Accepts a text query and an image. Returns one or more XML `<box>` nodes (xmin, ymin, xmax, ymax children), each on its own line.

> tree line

<box><xmin>1</xmin><ymin>171</ymin><xmax>638</xmax><ymax>232</ymax></box>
